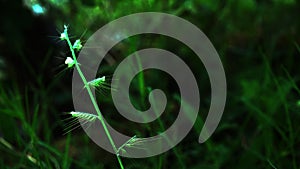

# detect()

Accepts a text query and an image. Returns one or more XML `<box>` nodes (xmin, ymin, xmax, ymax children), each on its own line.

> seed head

<box><xmin>87</xmin><ymin>76</ymin><xmax>106</xmax><ymax>88</ymax></box>
<box><xmin>70</xmin><ymin>111</ymin><xmax>97</xmax><ymax>122</ymax></box>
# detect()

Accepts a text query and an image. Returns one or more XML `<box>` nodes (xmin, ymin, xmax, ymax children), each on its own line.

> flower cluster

<box><xmin>60</xmin><ymin>25</ymin><xmax>82</xmax><ymax>68</ymax></box>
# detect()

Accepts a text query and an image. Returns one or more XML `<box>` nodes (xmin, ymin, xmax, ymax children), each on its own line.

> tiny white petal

<box><xmin>73</xmin><ymin>39</ymin><xmax>82</xmax><ymax>50</ymax></box>
<box><xmin>65</xmin><ymin>57</ymin><xmax>74</xmax><ymax>65</ymax></box>
<box><xmin>60</xmin><ymin>32</ymin><xmax>66</xmax><ymax>40</ymax></box>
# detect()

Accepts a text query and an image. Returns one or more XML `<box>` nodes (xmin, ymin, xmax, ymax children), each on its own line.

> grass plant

<box><xmin>60</xmin><ymin>25</ymin><xmax>125</xmax><ymax>169</ymax></box>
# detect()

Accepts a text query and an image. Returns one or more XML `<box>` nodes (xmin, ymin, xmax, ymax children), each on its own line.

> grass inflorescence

<box><xmin>60</xmin><ymin>25</ymin><xmax>125</xmax><ymax>169</ymax></box>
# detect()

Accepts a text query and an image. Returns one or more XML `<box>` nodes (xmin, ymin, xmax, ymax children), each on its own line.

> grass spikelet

<box><xmin>70</xmin><ymin>111</ymin><xmax>97</xmax><ymax>121</ymax></box>
<box><xmin>116</xmin><ymin>135</ymin><xmax>162</xmax><ymax>156</ymax></box>
<box><xmin>63</xmin><ymin>111</ymin><xmax>97</xmax><ymax>135</ymax></box>
<box><xmin>85</xmin><ymin>76</ymin><xmax>118</xmax><ymax>96</ymax></box>
<box><xmin>72</xmin><ymin>39</ymin><xmax>83</xmax><ymax>51</ymax></box>
<box><xmin>86</xmin><ymin>76</ymin><xmax>106</xmax><ymax>88</ymax></box>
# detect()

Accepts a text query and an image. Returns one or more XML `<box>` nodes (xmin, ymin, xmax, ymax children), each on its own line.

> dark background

<box><xmin>0</xmin><ymin>0</ymin><xmax>299</xmax><ymax>168</ymax></box>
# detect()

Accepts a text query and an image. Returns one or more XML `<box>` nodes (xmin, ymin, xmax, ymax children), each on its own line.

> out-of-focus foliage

<box><xmin>0</xmin><ymin>0</ymin><xmax>299</xmax><ymax>168</ymax></box>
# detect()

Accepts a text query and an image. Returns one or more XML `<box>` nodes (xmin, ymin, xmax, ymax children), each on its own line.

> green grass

<box><xmin>0</xmin><ymin>0</ymin><xmax>300</xmax><ymax>168</ymax></box>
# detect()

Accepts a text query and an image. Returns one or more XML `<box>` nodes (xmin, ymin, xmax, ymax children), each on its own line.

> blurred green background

<box><xmin>0</xmin><ymin>0</ymin><xmax>299</xmax><ymax>168</ymax></box>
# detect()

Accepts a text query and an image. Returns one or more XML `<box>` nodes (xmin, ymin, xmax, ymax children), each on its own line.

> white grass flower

<box><xmin>65</xmin><ymin>57</ymin><xmax>75</xmax><ymax>68</ymax></box>
<box><xmin>60</xmin><ymin>32</ymin><xmax>66</xmax><ymax>40</ymax></box>
<box><xmin>60</xmin><ymin>25</ymin><xmax>68</xmax><ymax>40</ymax></box>
<box><xmin>73</xmin><ymin>39</ymin><xmax>82</xmax><ymax>51</ymax></box>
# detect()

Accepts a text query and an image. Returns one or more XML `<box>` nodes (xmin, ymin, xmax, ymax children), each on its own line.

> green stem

<box><xmin>135</xmin><ymin>53</ymin><xmax>146</xmax><ymax>107</ymax></box>
<box><xmin>149</xmin><ymin>88</ymin><xmax>185</xmax><ymax>169</ymax></box>
<box><xmin>64</xmin><ymin>29</ymin><xmax>124</xmax><ymax>169</ymax></box>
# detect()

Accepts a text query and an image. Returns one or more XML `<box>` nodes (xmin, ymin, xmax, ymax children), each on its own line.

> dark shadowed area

<box><xmin>0</xmin><ymin>0</ymin><xmax>299</xmax><ymax>168</ymax></box>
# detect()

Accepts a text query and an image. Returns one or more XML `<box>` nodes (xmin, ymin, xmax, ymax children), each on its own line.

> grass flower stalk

<box><xmin>61</xmin><ymin>25</ymin><xmax>125</xmax><ymax>169</ymax></box>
